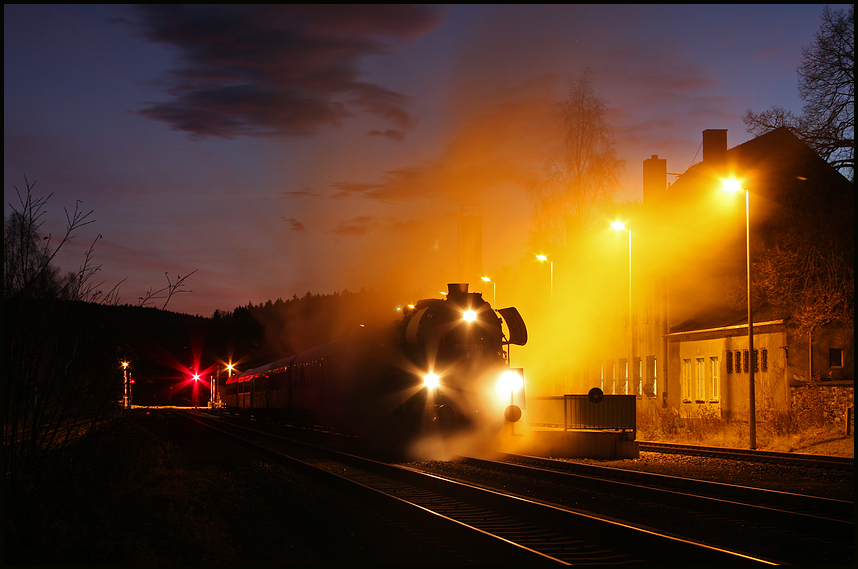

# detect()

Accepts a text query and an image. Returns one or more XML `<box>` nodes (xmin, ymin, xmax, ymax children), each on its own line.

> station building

<box><xmin>631</xmin><ymin>127</ymin><xmax>853</xmax><ymax>425</ymax></box>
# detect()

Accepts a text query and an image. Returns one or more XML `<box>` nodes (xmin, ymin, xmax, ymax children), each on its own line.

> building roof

<box><xmin>667</xmin><ymin>127</ymin><xmax>852</xmax><ymax>227</ymax></box>
<box><xmin>662</xmin><ymin>127</ymin><xmax>852</xmax><ymax>335</ymax></box>
<box><xmin>669</xmin><ymin>298</ymin><xmax>782</xmax><ymax>335</ymax></box>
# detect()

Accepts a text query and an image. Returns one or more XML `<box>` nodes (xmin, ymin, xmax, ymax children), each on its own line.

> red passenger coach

<box><xmin>219</xmin><ymin>283</ymin><xmax>528</xmax><ymax>452</ymax></box>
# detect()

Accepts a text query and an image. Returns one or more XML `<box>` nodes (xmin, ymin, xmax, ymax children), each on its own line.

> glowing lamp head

<box><xmin>193</xmin><ymin>374</ymin><xmax>200</xmax><ymax>382</ymax></box>
<box><xmin>496</xmin><ymin>369</ymin><xmax>524</xmax><ymax>397</ymax></box>
<box><xmin>722</xmin><ymin>179</ymin><xmax>743</xmax><ymax>193</ymax></box>
<box><xmin>610</xmin><ymin>221</ymin><xmax>626</xmax><ymax>231</ymax></box>
<box><xmin>535</xmin><ymin>254</ymin><xmax>547</xmax><ymax>261</ymax></box>
<box><xmin>463</xmin><ymin>309</ymin><xmax>477</xmax><ymax>322</ymax></box>
<box><xmin>423</xmin><ymin>372</ymin><xmax>440</xmax><ymax>390</ymax></box>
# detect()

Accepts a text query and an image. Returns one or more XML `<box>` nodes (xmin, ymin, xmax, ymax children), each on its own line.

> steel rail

<box><xmin>638</xmin><ymin>440</ymin><xmax>854</xmax><ymax>469</ymax></box>
<box><xmin>183</xmin><ymin>410</ymin><xmax>774</xmax><ymax>565</ymax></box>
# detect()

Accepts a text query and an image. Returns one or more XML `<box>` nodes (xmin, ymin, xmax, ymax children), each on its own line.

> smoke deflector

<box><xmin>497</xmin><ymin>307</ymin><xmax>527</xmax><ymax>346</ymax></box>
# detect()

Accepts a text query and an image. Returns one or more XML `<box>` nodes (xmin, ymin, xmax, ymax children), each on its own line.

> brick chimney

<box><xmin>702</xmin><ymin>129</ymin><xmax>727</xmax><ymax>167</ymax></box>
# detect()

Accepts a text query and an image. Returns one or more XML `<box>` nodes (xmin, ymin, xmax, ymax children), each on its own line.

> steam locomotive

<box><xmin>218</xmin><ymin>283</ymin><xmax>527</xmax><ymax>452</ymax></box>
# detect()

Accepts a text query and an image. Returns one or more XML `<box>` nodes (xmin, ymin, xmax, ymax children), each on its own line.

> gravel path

<box><xmin>559</xmin><ymin>452</ymin><xmax>854</xmax><ymax>501</ymax></box>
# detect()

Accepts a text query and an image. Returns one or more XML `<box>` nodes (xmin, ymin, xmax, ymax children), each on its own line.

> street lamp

<box><xmin>723</xmin><ymin>179</ymin><xmax>756</xmax><ymax>450</ymax></box>
<box><xmin>535</xmin><ymin>255</ymin><xmax>553</xmax><ymax>302</ymax></box>
<box><xmin>192</xmin><ymin>373</ymin><xmax>200</xmax><ymax>409</ymax></box>
<box><xmin>121</xmin><ymin>361</ymin><xmax>130</xmax><ymax>409</ymax></box>
<box><xmin>481</xmin><ymin>276</ymin><xmax>496</xmax><ymax>306</ymax></box>
<box><xmin>611</xmin><ymin>222</ymin><xmax>635</xmax><ymax>395</ymax></box>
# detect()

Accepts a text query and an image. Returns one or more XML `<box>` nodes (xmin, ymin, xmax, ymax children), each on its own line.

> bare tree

<box><xmin>4</xmin><ymin>178</ymin><xmax>195</xmax><ymax>555</ymax></box>
<box><xmin>756</xmin><ymin>223</ymin><xmax>853</xmax><ymax>340</ymax></box>
<box><xmin>744</xmin><ymin>5</ymin><xmax>854</xmax><ymax>181</ymax></box>
<box><xmin>529</xmin><ymin>70</ymin><xmax>624</xmax><ymax>248</ymax></box>
<box><xmin>138</xmin><ymin>270</ymin><xmax>197</xmax><ymax>310</ymax></box>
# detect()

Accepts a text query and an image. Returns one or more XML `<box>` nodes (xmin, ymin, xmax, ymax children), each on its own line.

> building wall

<box><xmin>789</xmin><ymin>382</ymin><xmax>854</xmax><ymax>429</ymax></box>
<box><xmin>786</xmin><ymin>326</ymin><xmax>855</xmax><ymax>382</ymax></box>
<box><xmin>667</xmin><ymin>325</ymin><xmax>789</xmax><ymax>421</ymax></box>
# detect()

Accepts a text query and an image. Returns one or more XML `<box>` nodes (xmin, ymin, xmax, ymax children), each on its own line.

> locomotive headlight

<box><xmin>423</xmin><ymin>372</ymin><xmax>440</xmax><ymax>390</ymax></box>
<box><xmin>496</xmin><ymin>369</ymin><xmax>523</xmax><ymax>398</ymax></box>
<box><xmin>463</xmin><ymin>309</ymin><xmax>477</xmax><ymax>322</ymax></box>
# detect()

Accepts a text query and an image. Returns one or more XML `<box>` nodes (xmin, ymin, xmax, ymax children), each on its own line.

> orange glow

<box><xmin>722</xmin><ymin>178</ymin><xmax>743</xmax><ymax>193</ymax></box>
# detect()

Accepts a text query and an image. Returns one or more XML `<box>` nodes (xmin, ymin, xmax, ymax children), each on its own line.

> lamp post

<box><xmin>121</xmin><ymin>361</ymin><xmax>130</xmax><ymax>409</ymax></box>
<box><xmin>481</xmin><ymin>276</ymin><xmax>496</xmax><ymax>306</ymax></box>
<box><xmin>535</xmin><ymin>255</ymin><xmax>553</xmax><ymax>302</ymax></box>
<box><xmin>723</xmin><ymin>179</ymin><xmax>756</xmax><ymax>450</ymax></box>
<box><xmin>611</xmin><ymin>222</ymin><xmax>635</xmax><ymax>394</ymax></box>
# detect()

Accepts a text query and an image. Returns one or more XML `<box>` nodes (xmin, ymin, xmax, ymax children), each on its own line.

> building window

<box><xmin>646</xmin><ymin>356</ymin><xmax>657</xmax><ymax>396</ymax></box>
<box><xmin>653</xmin><ymin>357</ymin><xmax>657</xmax><ymax>395</ymax></box>
<box><xmin>710</xmin><ymin>357</ymin><xmax>719</xmax><ymax>401</ymax></box>
<box><xmin>736</xmin><ymin>351</ymin><xmax>742</xmax><ymax>373</ymax></box>
<box><xmin>682</xmin><ymin>359</ymin><xmax>691</xmax><ymax>402</ymax></box>
<box><xmin>726</xmin><ymin>351</ymin><xmax>733</xmax><ymax>373</ymax></box>
<box><xmin>830</xmin><ymin>348</ymin><xmax>844</xmax><ymax>368</ymax></box>
<box><xmin>761</xmin><ymin>348</ymin><xmax>768</xmax><ymax>372</ymax></box>
<box><xmin>743</xmin><ymin>350</ymin><xmax>749</xmax><ymax>373</ymax></box>
<box><xmin>696</xmin><ymin>358</ymin><xmax>705</xmax><ymax>401</ymax></box>
<box><xmin>752</xmin><ymin>348</ymin><xmax>759</xmax><ymax>373</ymax></box>
<box><xmin>622</xmin><ymin>359</ymin><xmax>629</xmax><ymax>394</ymax></box>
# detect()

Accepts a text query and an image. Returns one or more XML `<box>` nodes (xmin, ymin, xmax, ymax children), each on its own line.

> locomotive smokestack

<box><xmin>447</xmin><ymin>283</ymin><xmax>469</xmax><ymax>297</ymax></box>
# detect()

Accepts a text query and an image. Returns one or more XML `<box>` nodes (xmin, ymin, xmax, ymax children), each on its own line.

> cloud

<box><xmin>281</xmin><ymin>188</ymin><xmax>319</xmax><ymax>198</ymax></box>
<box><xmin>367</xmin><ymin>129</ymin><xmax>406</xmax><ymax>141</ymax></box>
<box><xmin>331</xmin><ymin>215</ymin><xmax>380</xmax><ymax>236</ymax></box>
<box><xmin>331</xmin><ymin>215</ymin><xmax>413</xmax><ymax>237</ymax></box>
<box><xmin>282</xmin><ymin>217</ymin><xmax>306</xmax><ymax>232</ymax></box>
<box><xmin>132</xmin><ymin>5</ymin><xmax>444</xmax><ymax>138</ymax></box>
<box><xmin>329</xmin><ymin>80</ymin><xmax>559</xmax><ymax>205</ymax></box>
<box><xmin>330</xmin><ymin>166</ymin><xmax>441</xmax><ymax>202</ymax></box>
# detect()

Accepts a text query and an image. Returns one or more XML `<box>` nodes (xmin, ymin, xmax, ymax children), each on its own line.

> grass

<box><xmin>637</xmin><ymin>405</ymin><xmax>854</xmax><ymax>457</ymax></box>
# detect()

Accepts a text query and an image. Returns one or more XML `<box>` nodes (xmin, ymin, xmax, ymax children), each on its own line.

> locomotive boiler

<box><xmin>219</xmin><ymin>283</ymin><xmax>527</xmax><ymax>452</ymax></box>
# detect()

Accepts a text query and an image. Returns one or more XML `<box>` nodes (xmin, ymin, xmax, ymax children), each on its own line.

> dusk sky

<box><xmin>4</xmin><ymin>4</ymin><xmax>841</xmax><ymax>317</ymax></box>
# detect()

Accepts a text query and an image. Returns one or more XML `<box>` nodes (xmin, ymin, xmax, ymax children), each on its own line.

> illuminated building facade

<box><xmin>636</xmin><ymin>127</ymin><xmax>853</xmax><ymax>422</ymax></box>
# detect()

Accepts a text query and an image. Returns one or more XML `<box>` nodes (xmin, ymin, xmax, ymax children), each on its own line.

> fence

<box><xmin>528</xmin><ymin>395</ymin><xmax>637</xmax><ymax>435</ymax></box>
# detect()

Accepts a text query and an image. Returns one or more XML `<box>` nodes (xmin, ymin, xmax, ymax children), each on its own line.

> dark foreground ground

<box><xmin>6</xmin><ymin>409</ymin><xmax>463</xmax><ymax>565</ymax></box>
<box><xmin>5</xmin><ymin>409</ymin><xmax>854</xmax><ymax>564</ymax></box>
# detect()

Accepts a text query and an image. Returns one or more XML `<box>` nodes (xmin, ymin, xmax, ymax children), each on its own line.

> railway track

<box><xmin>638</xmin><ymin>440</ymin><xmax>854</xmax><ymax>469</ymax></box>
<box><xmin>434</xmin><ymin>453</ymin><xmax>854</xmax><ymax>564</ymax></box>
<box><xmin>182</xmin><ymin>411</ymin><xmax>775</xmax><ymax>564</ymax></box>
